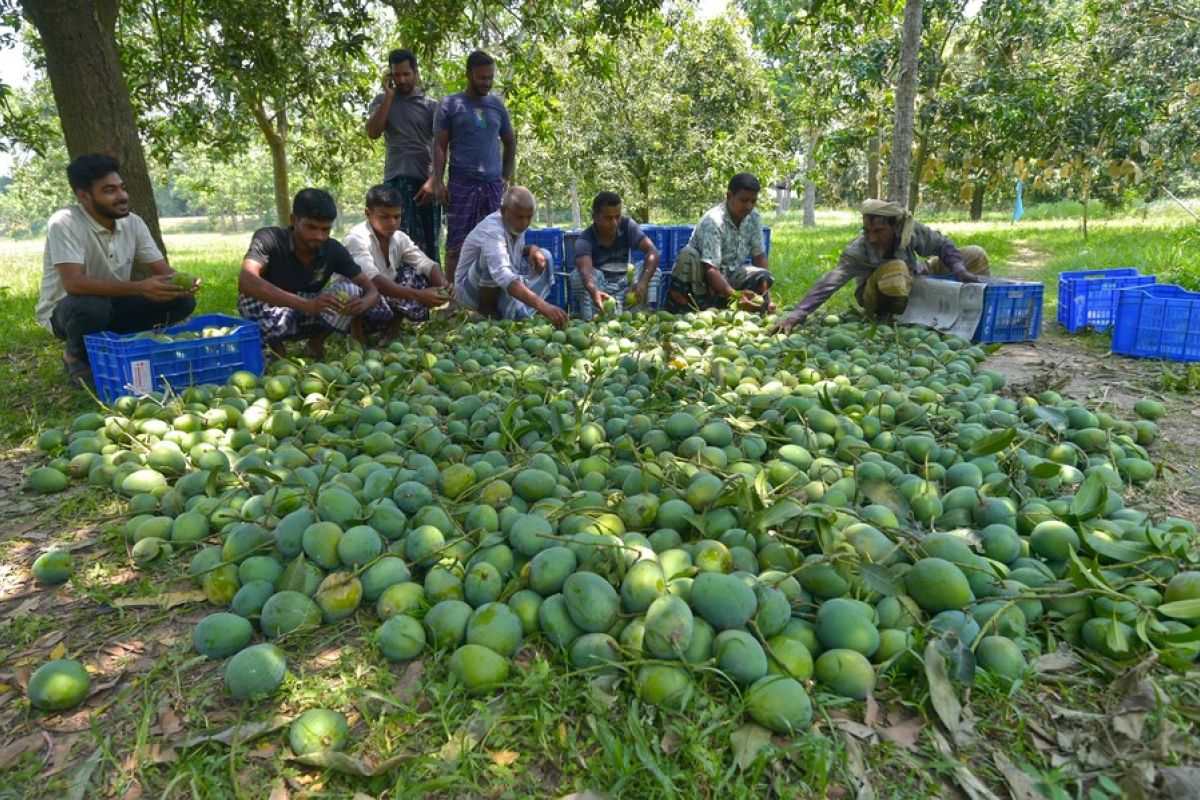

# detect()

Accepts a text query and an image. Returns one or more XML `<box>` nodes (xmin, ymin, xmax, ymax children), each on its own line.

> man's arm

<box><xmin>58</xmin><ymin>263</ymin><xmax>186</xmax><ymax>301</ymax></box>
<box><xmin>500</xmin><ymin>129</ymin><xmax>516</xmax><ymax>184</ymax></box>
<box><xmin>344</xmin><ymin>271</ymin><xmax>381</xmax><ymax>316</ymax></box>
<box><xmin>239</xmin><ymin>259</ymin><xmax>328</xmax><ymax>314</ymax></box>
<box><xmin>575</xmin><ymin>254</ymin><xmax>610</xmax><ymax>309</ymax></box>
<box><xmin>505</xmin><ymin>279</ymin><xmax>566</xmax><ymax>327</ymax></box>
<box><xmin>913</xmin><ymin>222</ymin><xmax>977</xmax><ymax>283</ymax></box>
<box><xmin>432</xmin><ymin>130</ymin><xmax>450</xmax><ymax>205</ymax></box>
<box><xmin>365</xmin><ymin>90</ymin><xmax>392</xmax><ymax>139</ymax></box>
<box><xmin>752</xmin><ymin>252</ymin><xmax>769</xmax><ymax>270</ymax></box>
<box><xmin>773</xmin><ymin>253</ymin><xmax>860</xmax><ymax>332</ymax></box>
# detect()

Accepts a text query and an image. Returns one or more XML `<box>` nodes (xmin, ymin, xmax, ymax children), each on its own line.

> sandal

<box><xmin>62</xmin><ymin>355</ymin><xmax>94</xmax><ymax>390</ymax></box>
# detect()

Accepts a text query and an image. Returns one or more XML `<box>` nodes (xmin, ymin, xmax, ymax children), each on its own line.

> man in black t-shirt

<box><xmin>237</xmin><ymin>188</ymin><xmax>380</xmax><ymax>358</ymax></box>
<box><xmin>568</xmin><ymin>191</ymin><xmax>661</xmax><ymax>320</ymax></box>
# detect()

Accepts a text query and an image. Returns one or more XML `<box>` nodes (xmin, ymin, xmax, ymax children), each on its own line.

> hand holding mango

<box><xmin>169</xmin><ymin>272</ymin><xmax>200</xmax><ymax>292</ymax></box>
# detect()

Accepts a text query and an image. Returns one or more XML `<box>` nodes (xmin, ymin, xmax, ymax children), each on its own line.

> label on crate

<box><xmin>130</xmin><ymin>359</ymin><xmax>153</xmax><ymax>394</ymax></box>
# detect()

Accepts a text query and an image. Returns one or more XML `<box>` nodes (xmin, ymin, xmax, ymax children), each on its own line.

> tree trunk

<box><xmin>803</xmin><ymin>129</ymin><xmax>818</xmax><ymax>228</ymax></box>
<box><xmin>1081</xmin><ymin>179</ymin><xmax>1090</xmax><ymax>241</ymax></box>
<box><xmin>887</xmin><ymin>0</ymin><xmax>924</xmax><ymax>207</ymax></box>
<box><xmin>969</xmin><ymin>183</ymin><xmax>985</xmax><ymax>221</ymax></box>
<box><xmin>569</xmin><ymin>176</ymin><xmax>582</xmax><ymax>230</ymax></box>
<box><xmin>867</xmin><ymin>126</ymin><xmax>882</xmax><ymax>199</ymax></box>
<box><xmin>250</xmin><ymin>100</ymin><xmax>290</xmax><ymax>226</ymax></box>
<box><xmin>21</xmin><ymin>0</ymin><xmax>166</xmax><ymax>258</ymax></box>
<box><xmin>909</xmin><ymin>133</ymin><xmax>927</xmax><ymax>212</ymax></box>
<box><xmin>542</xmin><ymin>195</ymin><xmax>553</xmax><ymax>227</ymax></box>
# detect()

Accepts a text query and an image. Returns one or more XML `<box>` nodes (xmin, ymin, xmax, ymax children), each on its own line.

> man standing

<box><xmin>432</xmin><ymin>50</ymin><xmax>516</xmax><ymax>285</ymax></box>
<box><xmin>771</xmin><ymin>199</ymin><xmax>987</xmax><ymax>333</ymax></box>
<box><xmin>365</xmin><ymin>48</ymin><xmax>440</xmax><ymax>260</ymax></box>
<box><xmin>237</xmin><ymin>188</ymin><xmax>380</xmax><ymax>359</ymax></box>
<box><xmin>36</xmin><ymin>153</ymin><xmax>198</xmax><ymax>389</ymax></box>
<box><xmin>455</xmin><ymin>186</ymin><xmax>565</xmax><ymax>327</ymax></box>
<box><xmin>341</xmin><ymin>184</ymin><xmax>450</xmax><ymax>343</ymax></box>
<box><xmin>666</xmin><ymin>173</ymin><xmax>775</xmax><ymax>314</ymax></box>
<box><xmin>569</xmin><ymin>191</ymin><xmax>661</xmax><ymax>319</ymax></box>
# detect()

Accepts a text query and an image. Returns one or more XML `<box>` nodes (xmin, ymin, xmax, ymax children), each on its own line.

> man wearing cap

<box><xmin>772</xmin><ymin>199</ymin><xmax>989</xmax><ymax>333</ymax></box>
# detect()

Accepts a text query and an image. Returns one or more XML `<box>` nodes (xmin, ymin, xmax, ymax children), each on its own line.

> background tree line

<box><xmin>0</xmin><ymin>0</ymin><xmax>1197</xmax><ymax>241</ymax></box>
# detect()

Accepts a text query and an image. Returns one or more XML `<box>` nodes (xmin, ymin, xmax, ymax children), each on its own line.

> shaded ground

<box><xmin>988</xmin><ymin>242</ymin><xmax>1200</xmax><ymax>523</ymax></box>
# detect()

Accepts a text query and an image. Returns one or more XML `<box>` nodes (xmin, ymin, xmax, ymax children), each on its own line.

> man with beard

<box><xmin>36</xmin><ymin>153</ymin><xmax>198</xmax><ymax>389</ymax></box>
<box><xmin>365</xmin><ymin>48</ymin><xmax>440</xmax><ymax>260</ymax></box>
<box><xmin>454</xmin><ymin>186</ymin><xmax>565</xmax><ymax>327</ymax></box>
<box><xmin>432</xmin><ymin>50</ymin><xmax>516</xmax><ymax>285</ymax></box>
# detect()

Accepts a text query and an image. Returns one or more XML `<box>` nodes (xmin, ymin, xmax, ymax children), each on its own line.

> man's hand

<box><xmin>769</xmin><ymin>314</ymin><xmax>805</xmax><ymax>335</ymax></box>
<box><xmin>415</xmin><ymin>177</ymin><xmax>435</xmax><ymax>205</ymax></box>
<box><xmin>137</xmin><ymin>274</ymin><xmax>189</xmax><ymax>302</ymax></box>
<box><xmin>412</xmin><ymin>287</ymin><xmax>448</xmax><ymax>308</ymax></box>
<box><xmin>630</xmin><ymin>280</ymin><xmax>649</xmax><ymax>306</ymax></box>
<box><xmin>434</xmin><ymin>183</ymin><xmax>450</xmax><ymax>208</ymax></box>
<box><xmin>540</xmin><ymin>304</ymin><xmax>568</xmax><ymax>328</ymax></box>
<box><xmin>305</xmin><ymin>293</ymin><xmax>345</xmax><ymax>316</ymax></box>
<box><xmin>527</xmin><ymin>247</ymin><xmax>548</xmax><ymax>274</ymax></box>
<box><xmin>592</xmin><ymin>289</ymin><xmax>613</xmax><ymax>312</ymax></box>
<box><xmin>954</xmin><ymin>269</ymin><xmax>982</xmax><ymax>285</ymax></box>
<box><xmin>737</xmin><ymin>289</ymin><xmax>764</xmax><ymax>311</ymax></box>
<box><xmin>343</xmin><ymin>294</ymin><xmax>373</xmax><ymax>316</ymax></box>
<box><xmin>381</xmin><ymin>72</ymin><xmax>396</xmax><ymax>96</ymax></box>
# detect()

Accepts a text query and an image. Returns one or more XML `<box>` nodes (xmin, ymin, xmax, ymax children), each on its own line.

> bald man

<box><xmin>455</xmin><ymin>186</ymin><xmax>567</xmax><ymax>326</ymax></box>
<box><xmin>772</xmin><ymin>199</ymin><xmax>989</xmax><ymax>333</ymax></box>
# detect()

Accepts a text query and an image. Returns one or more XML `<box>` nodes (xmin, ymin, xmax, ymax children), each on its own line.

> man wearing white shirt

<box><xmin>454</xmin><ymin>186</ymin><xmax>565</xmax><ymax>327</ymax></box>
<box><xmin>36</xmin><ymin>153</ymin><xmax>198</xmax><ymax>389</ymax></box>
<box><xmin>335</xmin><ymin>184</ymin><xmax>449</xmax><ymax>342</ymax></box>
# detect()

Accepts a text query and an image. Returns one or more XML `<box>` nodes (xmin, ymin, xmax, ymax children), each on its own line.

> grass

<box><xmin>1</xmin><ymin>204</ymin><xmax>1199</xmax><ymax>798</ymax></box>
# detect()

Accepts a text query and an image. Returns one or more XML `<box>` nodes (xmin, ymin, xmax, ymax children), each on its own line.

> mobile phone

<box><xmin>387</xmin><ymin>77</ymin><xmax>397</xmax><ymax>89</ymax></box>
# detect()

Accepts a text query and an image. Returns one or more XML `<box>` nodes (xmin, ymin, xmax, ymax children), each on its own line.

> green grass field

<box><xmin>1</xmin><ymin>207</ymin><xmax>1199</xmax><ymax>798</ymax></box>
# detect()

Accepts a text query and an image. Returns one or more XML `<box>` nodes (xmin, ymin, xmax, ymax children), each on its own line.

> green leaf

<box><xmin>1156</xmin><ymin>624</ymin><xmax>1200</xmax><ymax>645</ymax></box>
<box><xmin>1070</xmin><ymin>471</ymin><xmax>1108</xmax><ymax>521</ymax></box>
<box><xmin>1156</xmin><ymin>599</ymin><xmax>1200</xmax><ymax>621</ymax></box>
<box><xmin>753</xmin><ymin>498</ymin><xmax>804</xmax><ymax>532</ymax></box>
<box><xmin>1030</xmin><ymin>460</ymin><xmax>1064</xmax><ymax>480</ymax></box>
<box><xmin>1082</xmin><ymin>533</ymin><xmax>1153</xmax><ymax>562</ymax></box>
<box><xmin>969</xmin><ymin>428</ymin><xmax>1016</xmax><ymax>456</ymax></box>
<box><xmin>817</xmin><ymin>386</ymin><xmax>837</xmax><ymax>414</ymax></box>
<box><xmin>560</xmin><ymin>353</ymin><xmax>578</xmax><ymax>382</ymax></box>
<box><xmin>1029</xmin><ymin>407</ymin><xmax>1070</xmax><ymax>432</ymax></box>
<box><xmin>859</xmin><ymin>563</ymin><xmax>901</xmax><ymax>596</ymax></box>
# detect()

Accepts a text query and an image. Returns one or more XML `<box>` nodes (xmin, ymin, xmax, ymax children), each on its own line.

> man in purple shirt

<box><xmin>773</xmin><ymin>199</ymin><xmax>989</xmax><ymax>333</ymax></box>
<box><xmin>432</xmin><ymin>50</ymin><xmax>516</xmax><ymax>286</ymax></box>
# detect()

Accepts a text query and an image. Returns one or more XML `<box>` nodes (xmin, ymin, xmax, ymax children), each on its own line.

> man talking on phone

<box><xmin>366</xmin><ymin>48</ymin><xmax>440</xmax><ymax>261</ymax></box>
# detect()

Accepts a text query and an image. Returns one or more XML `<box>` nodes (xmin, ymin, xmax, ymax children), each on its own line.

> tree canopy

<box><xmin>1</xmin><ymin>0</ymin><xmax>1198</xmax><ymax>236</ymax></box>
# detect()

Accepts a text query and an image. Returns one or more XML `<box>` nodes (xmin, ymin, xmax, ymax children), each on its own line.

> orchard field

<box><xmin>1</xmin><ymin>206</ymin><xmax>1199</xmax><ymax>799</ymax></box>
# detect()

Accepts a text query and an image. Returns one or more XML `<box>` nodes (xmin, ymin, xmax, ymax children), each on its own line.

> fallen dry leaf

<box><xmin>490</xmin><ymin>749</ymin><xmax>519</xmax><ymax>766</ymax></box>
<box><xmin>393</xmin><ymin>659</ymin><xmax>425</xmax><ymax>702</ymax></box>
<box><xmin>730</xmin><ymin>723</ymin><xmax>772</xmax><ymax>770</ymax></box>
<box><xmin>878</xmin><ymin>714</ymin><xmax>921</xmax><ymax>753</ymax></box>
<box><xmin>156</xmin><ymin>702</ymin><xmax>184</xmax><ymax>739</ymax></box>
<box><xmin>112</xmin><ymin>591</ymin><xmax>206</xmax><ymax>610</ymax></box>
<box><xmin>864</xmin><ymin>693</ymin><xmax>880</xmax><ymax>729</ymax></box>
<box><xmin>178</xmin><ymin>715</ymin><xmax>292</xmax><ymax>749</ymax></box>
<box><xmin>660</xmin><ymin>729</ymin><xmax>680</xmax><ymax>755</ymax></box>
<box><xmin>267</xmin><ymin>780</ymin><xmax>289</xmax><ymax>800</ymax></box>
<box><xmin>49</xmin><ymin>642</ymin><xmax>67</xmax><ymax>661</ymax></box>
<box><xmin>991</xmin><ymin>749</ymin><xmax>1043</xmax><ymax>800</ymax></box>
<box><xmin>1031</xmin><ymin>649</ymin><xmax>1080</xmax><ymax>673</ymax></box>
<box><xmin>288</xmin><ymin>749</ymin><xmax>413</xmax><ymax>777</ymax></box>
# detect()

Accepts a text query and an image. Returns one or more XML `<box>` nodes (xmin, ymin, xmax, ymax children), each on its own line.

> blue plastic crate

<box><xmin>976</xmin><ymin>280</ymin><xmax>1044</xmax><ymax>343</ymax></box>
<box><xmin>85</xmin><ymin>313</ymin><xmax>264</xmax><ymax>403</ymax></box>
<box><xmin>668</xmin><ymin>226</ymin><xmax>694</xmax><ymax>269</ymax></box>
<box><xmin>929</xmin><ymin>276</ymin><xmax>1044</xmax><ymax>343</ymax></box>
<box><xmin>524</xmin><ymin>227</ymin><xmax>565</xmax><ymax>267</ymax></box>
<box><xmin>1112</xmin><ymin>284</ymin><xmax>1200</xmax><ymax>362</ymax></box>
<box><xmin>633</xmin><ymin>224</ymin><xmax>671</xmax><ymax>266</ymax></box>
<box><xmin>1058</xmin><ymin>268</ymin><xmax>1156</xmax><ymax>333</ymax></box>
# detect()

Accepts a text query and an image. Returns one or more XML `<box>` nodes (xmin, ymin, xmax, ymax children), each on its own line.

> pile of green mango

<box><xmin>26</xmin><ymin>308</ymin><xmax>1199</xmax><ymax>741</ymax></box>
